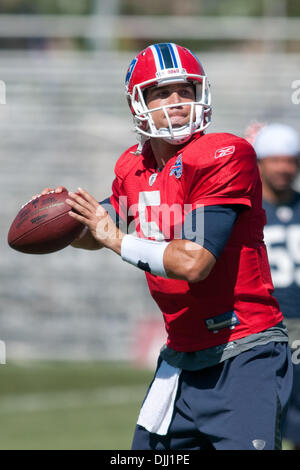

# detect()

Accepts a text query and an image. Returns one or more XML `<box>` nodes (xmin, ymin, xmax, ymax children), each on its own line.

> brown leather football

<box><xmin>8</xmin><ymin>190</ymin><xmax>83</xmax><ymax>254</ymax></box>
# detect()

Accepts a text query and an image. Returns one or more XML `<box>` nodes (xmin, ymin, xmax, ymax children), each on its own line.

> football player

<box><xmin>44</xmin><ymin>44</ymin><xmax>292</xmax><ymax>450</ymax></box>
<box><xmin>253</xmin><ymin>123</ymin><xmax>300</xmax><ymax>450</ymax></box>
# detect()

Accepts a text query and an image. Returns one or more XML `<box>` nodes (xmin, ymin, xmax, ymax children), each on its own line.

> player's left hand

<box><xmin>66</xmin><ymin>188</ymin><xmax>124</xmax><ymax>254</ymax></box>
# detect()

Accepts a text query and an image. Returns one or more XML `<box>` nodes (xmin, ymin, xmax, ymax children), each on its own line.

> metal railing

<box><xmin>0</xmin><ymin>15</ymin><xmax>299</xmax><ymax>41</ymax></box>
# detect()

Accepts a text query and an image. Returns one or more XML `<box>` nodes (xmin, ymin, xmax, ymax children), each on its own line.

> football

<box><xmin>8</xmin><ymin>190</ymin><xmax>84</xmax><ymax>254</ymax></box>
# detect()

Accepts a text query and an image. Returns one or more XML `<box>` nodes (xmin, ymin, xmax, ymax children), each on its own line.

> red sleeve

<box><xmin>185</xmin><ymin>138</ymin><xmax>258</xmax><ymax>209</ymax></box>
<box><xmin>109</xmin><ymin>146</ymin><xmax>138</xmax><ymax>223</ymax></box>
<box><xmin>109</xmin><ymin>176</ymin><xmax>128</xmax><ymax>221</ymax></box>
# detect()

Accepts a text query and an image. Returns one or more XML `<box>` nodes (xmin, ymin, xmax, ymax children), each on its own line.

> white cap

<box><xmin>254</xmin><ymin>123</ymin><xmax>300</xmax><ymax>159</ymax></box>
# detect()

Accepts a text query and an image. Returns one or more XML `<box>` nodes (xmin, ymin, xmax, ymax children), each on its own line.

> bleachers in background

<box><xmin>0</xmin><ymin>49</ymin><xmax>299</xmax><ymax>361</ymax></box>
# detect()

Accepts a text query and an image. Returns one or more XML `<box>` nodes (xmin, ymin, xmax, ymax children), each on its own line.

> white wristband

<box><xmin>121</xmin><ymin>234</ymin><xmax>169</xmax><ymax>278</ymax></box>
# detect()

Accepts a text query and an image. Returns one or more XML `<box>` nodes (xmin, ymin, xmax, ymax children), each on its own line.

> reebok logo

<box><xmin>215</xmin><ymin>146</ymin><xmax>235</xmax><ymax>159</ymax></box>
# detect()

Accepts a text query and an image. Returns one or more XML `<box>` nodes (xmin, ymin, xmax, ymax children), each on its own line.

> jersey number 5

<box><xmin>138</xmin><ymin>191</ymin><xmax>165</xmax><ymax>241</ymax></box>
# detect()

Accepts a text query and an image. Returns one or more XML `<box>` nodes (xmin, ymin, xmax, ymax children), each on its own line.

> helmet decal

<box><xmin>151</xmin><ymin>43</ymin><xmax>181</xmax><ymax>70</ymax></box>
<box><xmin>125</xmin><ymin>57</ymin><xmax>138</xmax><ymax>87</ymax></box>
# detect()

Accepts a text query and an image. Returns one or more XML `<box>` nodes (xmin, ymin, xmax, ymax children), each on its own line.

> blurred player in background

<box><xmin>252</xmin><ymin>123</ymin><xmax>300</xmax><ymax>450</ymax></box>
<box><xmin>41</xmin><ymin>44</ymin><xmax>292</xmax><ymax>450</ymax></box>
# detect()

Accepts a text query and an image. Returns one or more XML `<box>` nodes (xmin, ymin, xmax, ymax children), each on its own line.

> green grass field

<box><xmin>0</xmin><ymin>360</ymin><xmax>154</xmax><ymax>450</ymax></box>
<box><xmin>0</xmin><ymin>360</ymin><xmax>294</xmax><ymax>450</ymax></box>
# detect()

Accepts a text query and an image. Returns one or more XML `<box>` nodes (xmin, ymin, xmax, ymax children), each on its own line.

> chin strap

<box><xmin>131</xmin><ymin>133</ymin><xmax>149</xmax><ymax>156</ymax></box>
<box><xmin>163</xmin><ymin>134</ymin><xmax>192</xmax><ymax>146</ymax></box>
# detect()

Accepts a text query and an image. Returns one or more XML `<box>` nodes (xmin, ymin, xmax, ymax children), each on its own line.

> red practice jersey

<box><xmin>110</xmin><ymin>132</ymin><xmax>283</xmax><ymax>351</ymax></box>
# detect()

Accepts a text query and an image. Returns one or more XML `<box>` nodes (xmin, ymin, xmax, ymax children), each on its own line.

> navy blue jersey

<box><xmin>263</xmin><ymin>191</ymin><xmax>300</xmax><ymax>318</ymax></box>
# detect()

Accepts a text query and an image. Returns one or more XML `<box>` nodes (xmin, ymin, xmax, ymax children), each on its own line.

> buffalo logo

<box><xmin>125</xmin><ymin>58</ymin><xmax>138</xmax><ymax>87</ymax></box>
<box><xmin>169</xmin><ymin>154</ymin><xmax>182</xmax><ymax>179</ymax></box>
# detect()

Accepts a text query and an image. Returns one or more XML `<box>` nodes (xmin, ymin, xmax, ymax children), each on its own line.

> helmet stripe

<box><xmin>157</xmin><ymin>43</ymin><xmax>175</xmax><ymax>69</ymax></box>
<box><xmin>169</xmin><ymin>43</ymin><xmax>182</xmax><ymax>69</ymax></box>
<box><xmin>168</xmin><ymin>43</ymin><xmax>179</xmax><ymax>68</ymax></box>
<box><xmin>153</xmin><ymin>44</ymin><xmax>165</xmax><ymax>69</ymax></box>
<box><xmin>151</xmin><ymin>43</ymin><xmax>183</xmax><ymax>72</ymax></box>
<box><xmin>150</xmin><ymin>45</ymin><xmax>163</xmax><ymax>71</ymax></box>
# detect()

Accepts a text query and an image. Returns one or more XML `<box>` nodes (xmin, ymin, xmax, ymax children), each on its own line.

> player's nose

<box><xmin>168</xmin><ymin>91</ymin><xmax>183</xmax><ymax>105</ymax></box>
<box><xmin>169</xmin><ymin>91</ymin><xmax>184</xmax><ymax>106</ymax></box>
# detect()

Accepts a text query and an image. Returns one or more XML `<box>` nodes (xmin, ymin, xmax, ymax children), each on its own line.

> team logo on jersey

<box><xmin>215</xmin><ymin>146</ymin><xmax>235</xmax><ymax>159</ymax></box>
<box><xmin>169</xmin><ymin>154</ymin><xmax>182</xmax><ymax>179</ymax></box>
<box><xmin>149</xmin><ymin>173</ymin><xmax>158</xmax><ymax>186</ymax></box>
